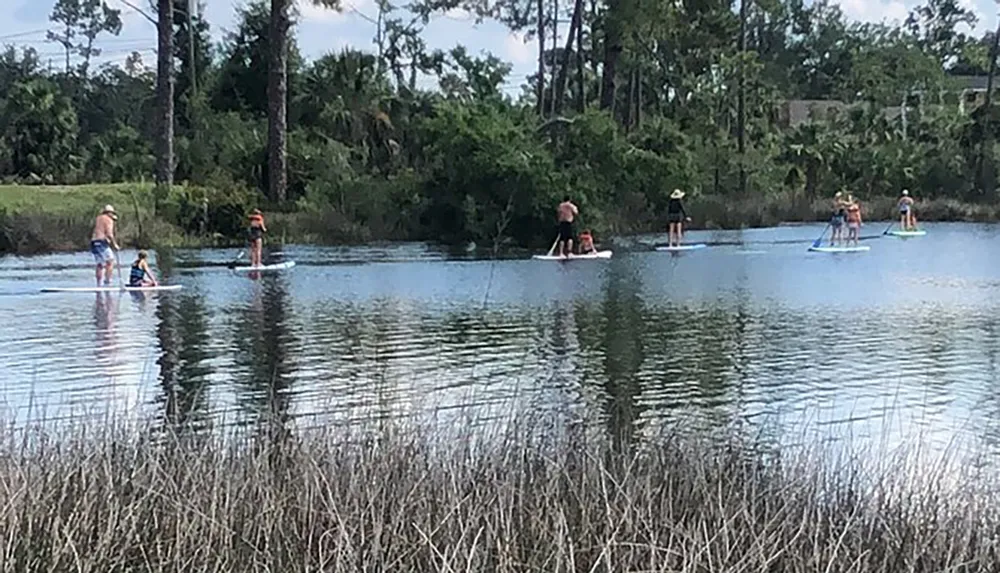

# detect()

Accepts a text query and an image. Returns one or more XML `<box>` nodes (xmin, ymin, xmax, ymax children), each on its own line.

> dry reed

<box><xmin>0</xmin><ymin>412</ymin><xmax>997</xmax><ymax>572</ymax></box>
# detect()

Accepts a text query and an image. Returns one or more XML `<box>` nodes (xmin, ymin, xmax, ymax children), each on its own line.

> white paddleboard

<box><xmin>232</xmin><ymin>261</ymin><xmax>296</xmax><ymax>272</ymax></box>
<box><xmin>887</xmin><ymin>230</ymin><xmax>926</xmax><ymax>237</ymax></box>
<box><xmin>808</xmin><ymin>245</ymin><xmax>871</xmax><ymax>253</ymax></box>
<box><xmin>41</xmin><ymin>285</ymin><xmax>183</xmax><ymax>293</ymax></box>
<box><xmin>655</xmin><ymin>244</ymin><xmax>708</xmax><ymax>252</ymax></box>
<box><xmin>532</xmin><ymin>250</ymin><xmax>613</xmax><ymax>261</ymax></box>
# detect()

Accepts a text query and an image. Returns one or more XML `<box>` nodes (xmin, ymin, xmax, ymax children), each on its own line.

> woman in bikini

<box><xmin>897</xmin><ymin>189</ymin><xmax>916</xmax><ymax>231</ymax></box>
<box><xmin>845</xmin><ymin>195</ymin><xmax>862</xmax><ymax>246</ymax></box>
<box><xmin>248</xmin><ymin>209</ymin><xmax>267</xmax><ymax>267</ymax></box>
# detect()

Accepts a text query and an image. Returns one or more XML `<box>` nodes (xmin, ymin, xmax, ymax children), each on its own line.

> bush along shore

<box><xmin>2</xmin><ymin>183</ymin><xmax>999</xmax><ymax>257</ymax></box>
<box><xmin>1</xmin><ymin>412</ymin><xmax>997</xmax><ymax>572</ymax></box>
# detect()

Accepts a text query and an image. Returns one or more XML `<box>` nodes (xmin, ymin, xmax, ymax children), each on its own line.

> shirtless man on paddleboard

<box><xmin>91</xmin><ymin>204</ymin><xmax>120</xmax><ymax>286</ymax></box>
<box><xmin>557</xmin><ymin>196</ymin><xmax>579</xmax><ymax>257</ymax></box>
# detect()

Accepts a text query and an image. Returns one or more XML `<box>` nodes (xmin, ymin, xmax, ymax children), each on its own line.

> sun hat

<box><xmin>102</xmin><ymin>204</ymin><xmax>118</xmax><ymax>219</ymax></box>
<box><xmin>670</xmin><ymin>189</ymin><xmax>685</xmax><ymax>199</ymax></box>
<box><xmin>902</xmin><ymin>189</ymin><xmax>909</xmax><ymax>196</ymax></box>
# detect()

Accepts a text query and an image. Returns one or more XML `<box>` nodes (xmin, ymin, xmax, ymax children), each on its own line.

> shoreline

<box><xmin>2</xmin><ymin>183</ymin><xmax>998</xmax><ymax>256</ymax></box>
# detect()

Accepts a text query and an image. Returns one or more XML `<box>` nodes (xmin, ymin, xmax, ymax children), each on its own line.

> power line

<box><xmin>0</xmin><ymin>28</ymin><xmax>51</xmax><ymax>41</ymax></box>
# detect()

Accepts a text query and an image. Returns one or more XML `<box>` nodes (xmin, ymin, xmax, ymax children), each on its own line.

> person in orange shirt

<box><xmin>845</xmin><ymin>195</ymin><xmax>862</xmax><ymax>246</ymax></box>
<box><xmin>247</xmin><ymin>209</ymin><xmax>267</xmax><ymax>267</ymax></box>
<box><xmin>578</xmin><ymin>229</ymin><xmax>595</xmax><ymax>254</ymax></box>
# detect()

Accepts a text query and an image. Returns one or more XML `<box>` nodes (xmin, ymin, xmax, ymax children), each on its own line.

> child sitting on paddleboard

<box><xmin>128</xmin><ymin>251</ymin><xmax>158</xmax><ymax>287</ymax></box>
<box><xmin>578</xmin><ymin>230</ymin><xmax>596</xmax><ymax>254</ymax></box>
<box><xmin>845</xmin><ymin>195</ymin><xmax>862</xmax><ymax>246</ymax></box>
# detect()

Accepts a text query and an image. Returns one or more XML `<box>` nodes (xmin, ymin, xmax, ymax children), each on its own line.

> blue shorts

<box><xmin>831</xmin><ymin>215</ymin><xmax>845</xmax><ymax>228</ymax></box>
<box><xmin>90</xmin><ymin>240</ymin><xmax>113</xmax><ymax>264</ymax></box>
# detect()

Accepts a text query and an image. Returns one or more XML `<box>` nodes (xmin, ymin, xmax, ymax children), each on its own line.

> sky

<box><xmin>1</xmin><ymin>0</ymin><xmax>996</xmax><ymax>98</ymax></box>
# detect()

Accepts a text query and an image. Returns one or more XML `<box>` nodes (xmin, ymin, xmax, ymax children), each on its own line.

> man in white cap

<box><xmin>90</xmin><ymin>204</ymin><xmax>120</xmax><ymax>286</ymax></box>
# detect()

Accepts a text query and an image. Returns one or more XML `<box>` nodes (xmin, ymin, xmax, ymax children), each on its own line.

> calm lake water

<box><xmin>2</xmin><ymin>223</ymin><xmax>1000</xmax><ymax>455</ymax></box>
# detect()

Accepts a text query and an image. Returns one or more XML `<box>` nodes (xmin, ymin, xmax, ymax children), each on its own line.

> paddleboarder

<box><xmin>556</xmin><ymin>196</ymin><xmax>578</xmax><ymax>257</ymax></box>
<box><xmin>666</xmin><ymin>189</ymin><xmax>691</xmax><ymax>248</ymax></box>
<box><xmin>128</xmin><ymin>251</ymin><xmax>158</xmax><ymax>287</ymax></box>
<box><xmin>90</xmin><ymin>204</ymin><xmax>120</xmax><ymax>286</ymax></box>
<box><xmin>897</xmin><ymin>189</ymin><xmax>916</xmax><ymax>231</ymax></box>
<box><xmin>578</xmin><ymin>229</ymin><xmax>596</xmax><ymax>254</ymax></box>
<box><xmin>845</xmin><ymin>195</ymin><xmax>862</xmax><ymax>246</ymax></box>
<box><xmin>830</xmin><ymin>191</ymin><xmax>848</xmax><ymax>246</ymax></box>
<box><xmin>248</xmin><ymin>209</ymin><xmax>267</xmax><ymax>267</ymax></box>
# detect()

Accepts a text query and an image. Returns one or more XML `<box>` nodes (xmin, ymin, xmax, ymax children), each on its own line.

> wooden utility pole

<box><xmin>267</xmin><ymin>0</ymin><xmax>291</xmax><ymax>201</ymax></box>
<box><xmin>549</xmin><ymin>0</ymin><xmax>558</xmax><ymax>116</ymax></box>
<box><xmin>575</xmin><ymin>0</ymin><xmax>584</xmax><ymax>111</ymax></box>
<box><xmin>537</xmin><ymin>0</ymin><xmax>545</xmax><ymax>116</ymax></box>
<box><xmin>737</xmin><ymin>0</ymin><xmax>749</xmax><ymax>196</ymax></box>
<box><xmin>156</xmin><ymin>0</ymin><xmax>174</xmax><ymax>192</ymax></box>
<box><xmin>978</xmin><ymin>22</ymin><xmax>1000</xmax><ymax>196</ymax></box>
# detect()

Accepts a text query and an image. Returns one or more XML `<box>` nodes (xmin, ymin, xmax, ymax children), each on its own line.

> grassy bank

<box><xmin>1</xmin><ymin>183</ymin><xmax>998</xmax><ymax>256</ymax></box>
<box><xmin>0</xmin><ymin>412</ymin><xmax>996</xmax><ymax>572</ymax></box>
<box><xmin>0</xmin><ymin>184</ymin><xmax>203</xmax><ymax>255</ymax></box>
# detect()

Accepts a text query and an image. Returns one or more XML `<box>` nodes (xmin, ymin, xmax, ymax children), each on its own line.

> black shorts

<box><xmin>558</xmin><ymin>221</ymin><xmax>574</xmax><ymax>241</ymax></box>
<box><xmin>668</xmin><ymin>212</ymin><xmax>684</xmax><ymax>223</ymax></box>
<box><xmin>248</xmin><ymin>227</ymin><xmax>263</xmax><ymax>242</ymax></box>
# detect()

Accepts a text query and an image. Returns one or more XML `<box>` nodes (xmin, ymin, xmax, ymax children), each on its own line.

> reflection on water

<box><xmin>0</xmin><ymin>224</ymin><xmax>999</xmax><ymax>459</ymax></box>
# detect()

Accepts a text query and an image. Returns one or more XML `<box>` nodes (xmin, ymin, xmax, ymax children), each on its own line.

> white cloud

<box><xmin>835</xmin><ymin>0</ymin><xmax>909</xmax><ymax>25</ymax></box>
<box><xmin>503</xmin><ymin>31</ymin><xmax>534</xmax><ymax>66</ymax></box>
<box><xmin>296</xmin><ymin>0</ymin><xmax>374</xmax><ymax>23</ymax></box>
<box><xmin>444</xmin><ymin>7</ymin><xmax>474</xmax><ymax>20</ymax></box>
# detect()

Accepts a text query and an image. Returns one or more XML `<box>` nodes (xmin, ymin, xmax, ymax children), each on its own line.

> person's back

<box><xmin>92</xmin><ymin>212</ymin><xmax>114</xmax><ymax>242</ymax></box>
<box><xmin>556</xmin><ymin>196</ymin><xmax>579</xmax><ymax>256</ymax></box>
<box><xmin>90</xmin><ymin>205</ymin><xmax>119</xmax><ymax>286</ymax></box>
<box><xmin>129</xmin><ymin>251</ymin><xmax>157</xmax><ymax>287</ymax></box>
<box><xmin>558</xmin><ymin>200</ymin><xmax>578</xmax><ymax>222</ymax></box>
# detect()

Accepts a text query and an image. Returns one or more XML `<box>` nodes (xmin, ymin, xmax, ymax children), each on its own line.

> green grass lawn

<box><xmin>0</xmin><ymin>183</ymin><xmax>155</xmax><ymax>216</ymax></box>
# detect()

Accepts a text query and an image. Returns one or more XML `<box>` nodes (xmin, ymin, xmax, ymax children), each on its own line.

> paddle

<box><xmin>811</xmin><ymin>223</ymin><xmax>832</xmax><ymax>249</ymax></box>
<box><xmin>882</xmin><ymin>220</ymin><xmax>894</xmax><ymax>235</ymax></box>
<box><xmin>114</xmin><ymin>250</ymin><xmax>125</xmax><ymax>290</ymax></box>
<box><xmin>545</xmin><ymin>235</ymin><xmax>559</xmax><ymax>257</ymax></box>
<box><xmin>227</xmin><ymin>250</ymin><xmax>245</xmax><ymax>269</ymax></box>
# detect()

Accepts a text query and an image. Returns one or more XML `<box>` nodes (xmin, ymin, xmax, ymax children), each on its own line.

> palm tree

<box><xmin>267</xmin><ymin>0</ymin><xmax>341</xmax><ymax>202</ymax></box>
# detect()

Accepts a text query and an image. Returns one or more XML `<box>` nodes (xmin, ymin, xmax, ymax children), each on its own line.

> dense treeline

<box><xmin>1</xmin><ymin>0</ymin><xmax>999</xmax><ymax>247</ymax></box>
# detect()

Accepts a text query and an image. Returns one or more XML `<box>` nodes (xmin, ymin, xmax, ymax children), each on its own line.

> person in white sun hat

<box><xmin>90</xmin><ymin>204</ymin><xmax>120</xmax><ymax>286</ymax></box>
<box><xmin>897</xmin><ymin>189</ymin><xmax>916</xmax><ymax>231</ymax></box>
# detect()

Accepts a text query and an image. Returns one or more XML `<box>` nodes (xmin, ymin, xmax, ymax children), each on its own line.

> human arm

<box><xmin>143</xmin><ymin>261</ymin><xmax>158</xmax><ymax>285</ymax></box>
<box><xmin>107</xmin><ymin>220</ymin><xmax>121</xmax><ymax>250</ymax></box>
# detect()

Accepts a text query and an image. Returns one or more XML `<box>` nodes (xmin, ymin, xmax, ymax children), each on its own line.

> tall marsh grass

<box><xmin>1</xmin><ymin>412</ymin><xmax>997</xmax><ymax>572</ymax></box>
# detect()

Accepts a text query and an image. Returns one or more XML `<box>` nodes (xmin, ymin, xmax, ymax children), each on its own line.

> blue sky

<box><xmin>2</xmin><ymin>0</ymin><xmax>997</xmax><ymax>98</ymax></box>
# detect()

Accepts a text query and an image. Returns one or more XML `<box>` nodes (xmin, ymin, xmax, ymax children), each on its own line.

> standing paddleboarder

<box><xmin>248</xmin><ymin>209</ymin><xmax>267</xmax><ymax>267</ymax></box>
<box><xmin>897</xmin><ymin>189</ymin><xmax>916</xmax><ymax>231</ymax></box>
<box><xmin>845</xmin><ymin>195</ymin><xmax>863</xmax><ymax>246</ymax></box>
<box><xmin>666</xmin><ymin>189</ymin><xmax>691</xmax><ymax>248</ymax></box>
<box><xmin>90</xmin><ymin>204</ymin><xmax>120</xmax><ymax>286</ymax></box>
<box><xmin>556</xmin><ymin>196</ymin><xmax>579</xmax><ymax>257</ymax></box>
<box><xmin>830</xmin><ymin>191</ymin><xmax>848</xmax><ymax>246</ymax></box>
